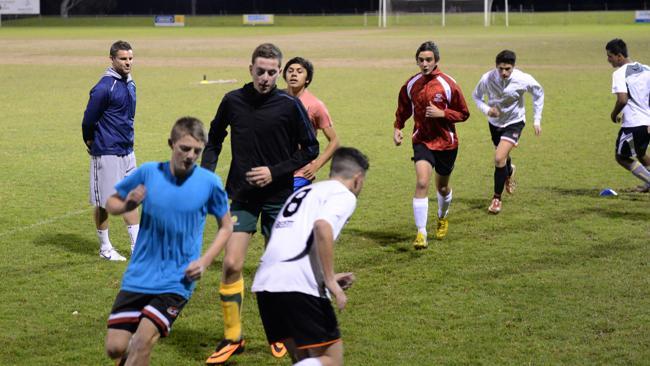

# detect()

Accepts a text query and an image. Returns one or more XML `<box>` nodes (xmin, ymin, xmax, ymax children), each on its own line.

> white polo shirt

<box><xmin>611</xmin><ymin>62</ymin><xmax>650</xmax><ymax>128</ymax></box>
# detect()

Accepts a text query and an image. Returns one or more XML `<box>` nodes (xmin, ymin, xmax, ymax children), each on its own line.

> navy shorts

<box><xmin>412</xmin><ymin>143</ymin><xmax>458</xmax><ymax>176</ymax></box>
<box><xmin>256</xmin><ymin>291</ymin><xmax>341</xmax><ymax>350</ymax></box>
<box><xmin>489</xmin><ymin>121</ymin><xmax>525</xmax><ymax>147</ymax></box>
<box><xmin>107</xmin><ymin>291</ymin><xmax>187</xmax><ymax>337</ymax></box>
<box><xmin>615</xmin><ymin>125</ymin><xmax>650</xmax><ymax>158</ymax></box>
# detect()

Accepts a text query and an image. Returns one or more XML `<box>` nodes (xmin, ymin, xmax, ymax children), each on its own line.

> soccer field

<box><xmin>0</xmin><ymin>20</ymin><xmax>649</xmax><ymax>365</ymax></box>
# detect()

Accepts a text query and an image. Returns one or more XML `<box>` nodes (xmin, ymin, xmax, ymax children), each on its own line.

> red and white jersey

<box><xmin>251</xmin><ymin>180</ymin><xmax>356</xmax><ymax>298</ymax></box>
<box><xmin>394</xmin><ymin>68</ymin><xmax>470</xmax><ymax>151</ymax></box>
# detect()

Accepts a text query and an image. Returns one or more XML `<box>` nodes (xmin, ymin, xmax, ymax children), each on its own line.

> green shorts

<box><xmin>230</xmin><ymin>201</ymin><xmax>284</xmax><ymax>238</ymax></box>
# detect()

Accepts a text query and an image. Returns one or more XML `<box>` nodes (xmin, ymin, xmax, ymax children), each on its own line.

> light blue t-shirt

<box><xmin>115</xmin><ymin>161</ymin><xmax>229</xmax><ymax>299</ymax></box>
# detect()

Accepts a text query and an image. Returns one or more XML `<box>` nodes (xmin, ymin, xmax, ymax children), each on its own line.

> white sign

<box><xmin>0</xmin><ymin>0</ymin><xmax>40</xmax><ymax>14</ymax></box>
<box><xmin>635</xmin><ymin>10</ymin><xmax>650</xmax><ymax>23</ymax></box>
<box><xmin>154</xmin><ymin>15</ymin><xmax>185</xmax><ymax>27</ymax></box>
<box><xmin>243</xmin><ymin>14</ymin><xmax>274</xmax><ymax>25</ymax></box>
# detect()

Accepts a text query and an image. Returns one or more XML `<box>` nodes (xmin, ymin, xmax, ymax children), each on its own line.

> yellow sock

<box><xmin>220</xmin><ymin>277</ymin><xmax>244</xmax><ymax>341</ymax></box>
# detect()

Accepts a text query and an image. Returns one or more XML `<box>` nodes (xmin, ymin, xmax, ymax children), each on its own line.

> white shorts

<box><xmin>89</xmin><ymin>153</ymin><xmax>136</xmax><ymax>208</ymax></box>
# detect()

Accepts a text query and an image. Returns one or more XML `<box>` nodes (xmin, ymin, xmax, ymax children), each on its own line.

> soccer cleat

<box><xmin>99</xmin><ymin>248</ymin><xmax>126</xmax><ymax>261</ymax></box>
<box><xmin>270</xmin><ymin>342</ymin><xmax>287</xmax><ymax>358</ymax></box>
<box><xmin>413</xmin><ymin>232</ymin><xmax>428</xmax><ymax>250</ymax></box>
<box><xmin>206</xmin><ymin>339</ymin><xmax>245</xmax><ymax>365</ymax></box>
<box><xmin>505</xmin><ymin>164</ymin><xmax>517</xmax><ymax>194</ymax></box>
<box><xmin>434</xmin><ymin>217</ymin><xmax>449</xmax><ymax>240</ymax></box>
<box><xmin>488</xmin><ymin>198</ymin><xmax>502</xmax><ymax>214</ymax></box>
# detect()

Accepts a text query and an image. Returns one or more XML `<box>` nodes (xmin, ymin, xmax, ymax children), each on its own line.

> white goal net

<box><xmin>377</xmin><ymin>0</ymin><xmax>495</xmax><ymax>27</ymax></box>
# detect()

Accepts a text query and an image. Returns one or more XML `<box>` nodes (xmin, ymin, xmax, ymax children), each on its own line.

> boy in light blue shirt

<box><xmin>103</xmin><ymin>116</ymin><xmax>233</xmax><ymax>366</ymax></box>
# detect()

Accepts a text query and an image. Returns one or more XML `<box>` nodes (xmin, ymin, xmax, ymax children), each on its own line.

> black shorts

<box><xmin>615</xmin><ymin>125</ymin><xmax>650</xmax><ymax>158</ymax></box>
<box><xmin>107</xmin><ymin>291</ymin><xmax>187</xmax><ymax>337</ymax></box>
<box><xmin>256</xmin><ymin>291</ymin><xmax>341</xmax><ymax>350</ymax></box>
<box><xmin>230</xmin><ymin>200</ymin><xmax>283</xmax><ymax>238</ymax></box>
<box><xmin>412</xmin><ymin>143</ymin><xmax>458</xmax><ymax>176</ymax></box>
<box><xmin>489</xmin><ymin>121</ymin><xmax>525</xmax><ymax>146</ymax></box>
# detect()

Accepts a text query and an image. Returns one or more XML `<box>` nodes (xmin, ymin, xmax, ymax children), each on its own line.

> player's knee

<box><xmin>415</xmin><ymin>178</ymin><xmax>430</xmax><ymax>191</ymax></box>
<box><xmin>105</xmin><ymin>340</ymin><xmax>127</xmax><ymax>360</ymax></box>
<box><xmin>223</xmin><ymin>256</ymin><xmax>244</xmax><ymax>276</ymax></box>
<box><xmin>494</xmin><ymin>156</ymin><xmax>507</xmax><ymax>167</ymax></box>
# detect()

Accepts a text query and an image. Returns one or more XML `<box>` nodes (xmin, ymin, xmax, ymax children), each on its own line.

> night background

<box><xmin>40</xmin><ymin>0</ymin><xmax>649</xmax><ymax>15</ymax></box>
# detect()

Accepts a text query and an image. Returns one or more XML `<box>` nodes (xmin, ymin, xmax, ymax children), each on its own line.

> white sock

<box><xmin>294</xmin><ymin>358</ymin><xmax>323</xmax><ymax>366</ymax></box>
<box><xmin>413</xmin><ymin>197</ymin><xmax>428</xmax><ymax>236</ymax></box>
<box><xmin>97</xmin><ymin>229</ymin><xmax>112</xmax><ymax>251</ymax></box>
<box><xmin>437</xmin><ymin>190</ymin><xmax>452</xmax><ymax>218</ymax></box>
<box><xmin>127</xmin><ymin>224</ymin><xmax>139</xmax><ymax>252</ymax></box>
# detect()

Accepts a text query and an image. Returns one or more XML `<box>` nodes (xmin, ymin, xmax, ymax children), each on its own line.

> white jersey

<box><xmin>252</xmin><ymin>180</ymin><xmax>357</xmax><ymax>298</ymax></box>
<box><xmin>472</xmin><ymin>68</ymin><xmax>544</xmax><ymax>128</ymax></box>
<box><xmin>611</xmin><ymin>61</ymin><xmax>650</xmax><ymax>128</ymax></box>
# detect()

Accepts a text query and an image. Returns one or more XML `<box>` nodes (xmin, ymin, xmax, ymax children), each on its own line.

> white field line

<box><xmin>0</xmin><ymin>208</ymin><xmax>90</xmax><ymax>238</ymax></box>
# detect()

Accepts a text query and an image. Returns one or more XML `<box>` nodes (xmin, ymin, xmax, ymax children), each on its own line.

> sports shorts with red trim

<box><xmin>615</xmin><ymin>125</ymin><xmax>650</xmax><ymax>158</ymax></box>
<box><xmin>412</xmin><ymin>143</ymin><xmax>458</xmax><ymax>176</ymax></box>
<box><xmin>107</xmin><ymin>290</ymin><xmax>187</xmax><ymax>337</ymax></box>
<box><xmin>489</xmin><ymin>121</ymin><xmax>525</xmax><ymax>147</ymax></box>
<box><xmin>256</xmin><ymin>291</ymin><xmax>341</xmax><ymax>349</ymax></box>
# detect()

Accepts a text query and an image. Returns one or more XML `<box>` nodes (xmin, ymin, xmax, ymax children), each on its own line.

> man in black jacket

<box><xmin>202</xmin><ymin>43</ymin><xmax>319</xmax><ymax>365</ymax></box>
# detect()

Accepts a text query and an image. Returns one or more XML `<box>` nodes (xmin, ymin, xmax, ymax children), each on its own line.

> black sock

<box><xmin>494</xmin><ymin>165</ymin><xmax>508</xmax><ymax>197</ymax></box>
<box><xmin>506</xmin><ymin>157</ymin><xmax>512</xmax><ymax>177</ymax></box>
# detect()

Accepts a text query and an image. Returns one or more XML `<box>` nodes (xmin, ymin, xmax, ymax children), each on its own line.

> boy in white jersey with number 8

<box><xmin>252</xmin><ymin>147</ymin><xmax>369</xmax><ymax>366</ymax></box>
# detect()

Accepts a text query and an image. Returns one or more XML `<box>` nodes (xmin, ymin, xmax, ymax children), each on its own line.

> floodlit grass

<box><xmin>0</xmin><ymin>18</ymin><xmax>649</xmax><ymax>365</ymax></box>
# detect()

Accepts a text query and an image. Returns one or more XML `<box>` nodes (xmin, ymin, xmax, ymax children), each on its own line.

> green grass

<box><xmin>1</xmin><ymin>18</ymin><xmax>649</xmax><ymax>365</ymax></box>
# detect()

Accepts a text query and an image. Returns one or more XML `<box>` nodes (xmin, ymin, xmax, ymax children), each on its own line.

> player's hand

<box><xmin>302</xmin><ymin>161</ymin><xmax>318</xmax><ymax>180</ymax></box>
<box><xmin>335</xmin><ymin>272</ymin><xmax>356</xmax><ymax>291</ymax></box>
<box><xmin>246</xmin><ymin>166</ymin><xmax>272</xmax><ymax>187</ymax></box>
<box><xmin>184</xmin><ymin>260</ymin><xmax>206</xmax><ymax>281</ymax></box>
<box><xmin>393</xmin><ymin>128</ymin><xmax>403</xmax><ymax>146</ymax></box>
<box><xmin>534</xmin><ymin>124</ymin><xmax>542</xmax><ymax>136</ymax></box>
<box><xmin>611</xmin><ymin>112</ymin><xmax>621</xmax><ymax>123</ymax></box>
<box><xmin>125</xmin><ymin>184</ymin><xmax>146</xmax><ymax>211</ymax></box>
<box><xmin>488</xmin><ymin>106</ymin><xmax>501</xmax><ymax>118</ymax></box>
<box><xmin>85</xmin><ymin>140</ymin><xmax>93</xmax><ymax>154</ymax></box>
<box><xmin>425</xmin><ymin>101</ymin><xmax>445</xmax><ymax>118</ymax></box>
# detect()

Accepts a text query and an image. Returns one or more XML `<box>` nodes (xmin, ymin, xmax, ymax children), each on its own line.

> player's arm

<box><xmin>472</xmin><ymin>76</ymin><xmax>494</xmax><ymax>116</ymax></box>
<box><xmin>81</xmin><ymin>83</ymin><xmax>109</xmax><ymax>149</ymax></box>
<box><xmin>393</xmin><ymin>83</ymin><xmax>412</xmax><ymax>146</ymax></box>
<box><xmin>313</xmin><ymin>219</ymin><xmax>348</xmax><ymax>311</ymax></box>
<box><xmin>442</xmin><ymin>82</ymin><xmax>471</xmax><ymax>123</ymax></box>
<box><xmin>610</xmin><ymin>92</ymin><xmax>628</xmax><ymax>123</ymax></box>
<box><xmin>105</xmin><ymin>184</ymin><xmax>146</xmax><ymax>215</ymax></box>
<box><xmin>201</xmin><ymin>98</ymin><xmax>230</xmax><ymax>172</ymax></box>
<box><xmin>185</xmin><ymin>212</ymin><xmax>233</xmax><ymax>281</ymax></box>
<box><xmin>305</xmin><ymin>102</ymin><xmax>339</xmax><ymax>178</ymax></box>
<box><xmin>527</xmin><ymin>76</ymin><xmax>545</xmax><ymax>135</ymax></box>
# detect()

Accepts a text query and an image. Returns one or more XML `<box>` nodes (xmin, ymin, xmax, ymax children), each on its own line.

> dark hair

<box><xmin>283</xmin><ymin>57</ymin><xmax>315</xmax><ymax>87</ymax></box>
<box><xmin>606</xmin><ymin>38</ymin><xmax>628</xmax><ymax>58</ymax></box>
<box><xmin>330</xmin><ymin>147</ymin><xmax>370</xmax><ymax>179</ymax></box>
<box><xmin>415</xmin><ymin>41</ymin><xmax>440</xmax><ymax>62</ymax></box>
<box><xmin>251</xmin><ymin>43</ymin><xmax>283</xmax><ymax>67</ymax></box>
<box><xmin>170</xmin><ymin>116</ymin><xmax>207</xmax><ymax>144</ymax></box>
<box><xmin>496</xmin><ymin>50</ymin><xmax>516</xmax><ymax>65</ymax></box>
<box><xmin>110</xmin><ymin>40</ymin><xmax>132</xmax><ymax>58</ymax></box>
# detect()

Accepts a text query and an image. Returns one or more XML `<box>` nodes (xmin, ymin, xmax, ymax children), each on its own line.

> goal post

<box><xmin>378</xmin><ymin>0</ymin><xmax>495</xmax><ymax>27</ymax></box>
